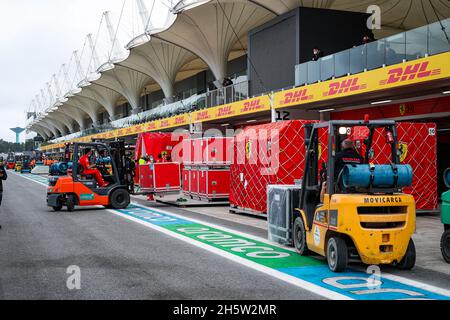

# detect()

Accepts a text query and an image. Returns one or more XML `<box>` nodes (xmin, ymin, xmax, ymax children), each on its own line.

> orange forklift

<box><xmin>47</xmin><ymin>141</ymin><xmax>135</xmax><ymax>212</ymax></box>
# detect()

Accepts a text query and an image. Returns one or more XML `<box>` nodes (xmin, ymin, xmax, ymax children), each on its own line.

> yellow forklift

<box><xmin>293</xmin><ymin>120</ymin><xmax>416</xmax><ymax>272</ymax></box>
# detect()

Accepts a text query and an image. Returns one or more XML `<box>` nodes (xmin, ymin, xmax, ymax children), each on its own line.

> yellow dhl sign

<box><xmin>40</xmin><ymin>96</ymin><xmax>269</xmax><ymax>151</ymax></box>
<box><xmin>275</xmin><ymin>51</ymin><xmax>450</xmax><ymax>109</ymax></box>
<box><xmin>191</xmin><ymin>95</ymin><xmax>271</xmax><ymax>123</ymax></box>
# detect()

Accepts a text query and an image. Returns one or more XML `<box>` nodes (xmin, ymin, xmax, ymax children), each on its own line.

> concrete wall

<box><xmin>248</xmin><ymin>7</ymin><xmax>372</xmax><ymax>96</ymax></box>
<box><xmin>248</xmin><ymin>11</ymin><xmax>298</xmax><ymax>96</ymax></box>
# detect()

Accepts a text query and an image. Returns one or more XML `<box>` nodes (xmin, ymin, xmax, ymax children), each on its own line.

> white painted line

<box><xmin>381</xmin><ymin>273</ymin><xmax>450</xmax><ymax>297</ymax></box>
<box><xmin>107</xmin><ymin>208</ymin><xmax>349</xmax><ymax>300</ymax></box>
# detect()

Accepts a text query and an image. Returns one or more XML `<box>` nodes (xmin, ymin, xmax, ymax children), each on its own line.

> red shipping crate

<box><xmin>199</xmin><ymin>169</ymin><xmax>207</xmax><ymax>196</ymax></box>
<box><xmin>139</xmin><ymin>164</ymin><xmax>154</xmax><ymax>192</ymax></box>
<box><xmin>138</xmin><ymin>163</ymin><xmax>181</xmax><ymax>193</ymax></box>
<box><xmin>192</xmin><ymin>139</ymin><xmax>205</xmax><ymax>164</ymax></box>
<box><xmin>204</xmin><ymin>137</ymin><xmax>233</xmax><ymax>165</ymax></box>
<box><xmin>198</xmin><ymin>168</ymin><xmax>230</xmax><ymax>199</ymax></box>
<box><xmin>230</xmin><ymin>120</ymin><xmax>315</xmax><ymax>214</ymax></box>
<box><xmin>182</xmin><ymin>167</ymin><xmax>190</xmax><ymax>193</ymax></box>
<box><xmin>190</xmin><ymin>168</ymin><xmax>199</xmax><ymax>195</ymax></box>
<box><xmin>182</xmin><ymin>139</ymin><xmax>193</xmax><ymax>164</ymax></box>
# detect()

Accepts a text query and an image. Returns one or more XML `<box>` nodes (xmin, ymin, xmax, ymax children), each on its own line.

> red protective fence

<box><xmin>230</xmin><ymin>120</ymin><xmax>315</xmax><ymax>214</ymax></box>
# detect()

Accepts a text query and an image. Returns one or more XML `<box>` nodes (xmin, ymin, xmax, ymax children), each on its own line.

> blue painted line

<box><xmin>120</xmin><ymin>205</ymin><xmax>195</xmax><ymax>226</ymax></box>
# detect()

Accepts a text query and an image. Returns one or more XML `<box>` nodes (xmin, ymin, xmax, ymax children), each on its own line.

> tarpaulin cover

<box><xmin>230</xmin><ymin>120</ymin><xmax>315</xmax><ymax>214</ymax></box>
<box><xmin>351</xmin><ymin>122</ymin><xmax>437</xmax><ymax>211</ymax></box>
<box><xmin>135</xmin><ymin>132</ymin><xmax>182</xmax><ymax>162</ymax></box>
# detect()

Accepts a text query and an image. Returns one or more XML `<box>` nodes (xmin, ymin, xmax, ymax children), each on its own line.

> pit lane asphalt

<box><xmin>0</xmin><ymin>172</ymin><xmax>323</xmax><ymax>300</ymax></box>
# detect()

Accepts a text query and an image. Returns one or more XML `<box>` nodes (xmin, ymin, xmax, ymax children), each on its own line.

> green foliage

<box><xmin>0</xmin><ymin>139</ymin><xmax>36</xmax><ymax>153</ymax></box>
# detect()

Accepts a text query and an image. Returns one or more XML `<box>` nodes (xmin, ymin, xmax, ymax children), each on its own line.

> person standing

<box><xmin>0</xmin><ymin>157</ymin><xmax>8</xmax><ymax>229</ymax></box>
<box><xmin>312</xmin><ymin>47</ymin><xmax>324</xmax><ymax>61</ymax></box>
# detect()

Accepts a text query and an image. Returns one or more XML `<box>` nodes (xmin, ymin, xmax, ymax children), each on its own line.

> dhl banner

<box><xmin>275</xmin><ymin>51</ymin><xmax>450</xmax><ymax>109</ymax></box>
<box><xmin>40</xmin><ymin>97</ymin><xmax>269</xmax><ymax>151</ymax></box>
<box><xmin>40</xmin><ymin>52</ymin><xmax>449</xmax><ymax>151</ymax></box>
<box><xmin>191</xmin><ymin>95</ymin><xmax>271</xmax><ymax>123</ymax></box>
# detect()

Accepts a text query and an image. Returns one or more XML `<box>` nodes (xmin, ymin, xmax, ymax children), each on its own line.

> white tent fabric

<box><xmin>57</xmin><ymin>105</ymin><xmax>90</xmax><ymax>131</ymax></box>
<box><xmin>119</xmin><ymin>38</ymin><xmax>197</xmax><ymax>101</ymax></box>
<box><xmin>63</xmin><ymin>96</ymin><xmax>104</xmax><ymax>126</ymax></box>
<box><xmin>91</xmin><ymin>65</ymin><xmax>151</xmax><ymax>113</ymax></box>
<box><xmin>40</xmin><ymin>118</ymin><xmax>65</xmax><ymax>137</ymax></box>
<box><xmin>29</xmin><ymin>0</ymin><xmax>450</xmax><ymax>139</ymax></box>
<box><xmin>75</xmin><ymin>84</ymin><xmax>122</xmax><ymax>121</ymax></box>
<box><xmin>47</xmin><ymin>111</ymin><xmax>76</xmax><ymax>133</ymax></box>
<box><xmin>156</xmin><ymin>0</ymin><xmax>274</xmax><ymax>81</ymax></box>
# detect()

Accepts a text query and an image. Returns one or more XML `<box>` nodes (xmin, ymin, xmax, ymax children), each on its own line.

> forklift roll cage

<box><xmin>70</xmin><ymin>142</ymin><xmax>121</xmax><ymax>188</ymax></box>
<box><xmin>300</xmin><ymin>120</ymin><xmax>400</xmax><ymax>227</ymax></box>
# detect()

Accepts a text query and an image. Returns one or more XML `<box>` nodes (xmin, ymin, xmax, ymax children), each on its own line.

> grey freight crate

<box><xmin>267</xmin><ymin>185</ymin><xmax>302</xmax><ymax>246</ymax></box>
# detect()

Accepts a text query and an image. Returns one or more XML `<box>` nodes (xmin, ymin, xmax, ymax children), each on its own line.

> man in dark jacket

<box><xmin>0</xmin><ymin>157</ymin><xmax>7</xmax><ymax>205</ymax></box>
<box><xmin>0</xmin><ymin>157</ymin><xmax>7</xmax><ymax>229</ymax></box>
<box><xmin>312</xmin><ymin>47</ymin><xmax>324</xmax><ymax>61</ymax></box>
<box><xmin>334</xmin><ymin>139</ymin><xmax>363</xmax><ymax>191</ymax></box>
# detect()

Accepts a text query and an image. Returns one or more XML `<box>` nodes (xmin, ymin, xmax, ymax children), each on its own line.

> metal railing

<box><xmin>295</xmin><ymin>19</ymin><xmax>450</xmax><ymax>86</ymax></box>
<box><xmin>205</xmin><ymin>80</ymin><xmax>249</xmax><ymax>108</ymax></box>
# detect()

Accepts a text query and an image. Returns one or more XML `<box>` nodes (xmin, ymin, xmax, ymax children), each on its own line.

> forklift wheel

<box><xmin>110</xmin><ymin>189</ymin><xmax>130</xmax><ymax>210</ymax></box>
<box><xmin>440</xmin><ymin>230</ymin><xmax>450</xmax><ymax>264</ymax></box>
<box><xmin>66</xmin><ymin>195</ymin><xmax>76</xmax><ymax>212</ymax></box>
<box><xmin>397</xmin><ymin>239</ymin><xmax>416</xmax><ymax>270</ymax></box>
<box><xmin>293</xmin><ymin>217</ymin><xmax>309</xmax><ymax>255</ymax></box>
<box><xmin>52</xmin><ymin>205</ymin><xmax>63</xmax><ymax>212</ymax></box>
<box><xmin>327</xmin><ymin>237</ymin><xmax>348</xmax><ymax>272</ymax></box>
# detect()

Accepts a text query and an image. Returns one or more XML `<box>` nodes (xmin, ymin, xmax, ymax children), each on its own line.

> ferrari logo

<box><xmin>245</xmin><ymin>140</ymin><xmax>253</xmax><ymax>160</ymax></box>
<box><xmin>399</xmin><ymin>104</ymin><xmax>407</xmax><ymax>116</ymax></box>
<box><xmin>398</xmin><ymin>142</ymin><xmax>408</xmax><ymax>163</ymax></box>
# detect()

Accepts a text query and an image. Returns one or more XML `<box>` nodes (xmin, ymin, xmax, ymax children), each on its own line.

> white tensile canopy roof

<box><xmin>30</xmin><ymin>0</ymin><xmax>450</xmax><ymax>138</ymax></box>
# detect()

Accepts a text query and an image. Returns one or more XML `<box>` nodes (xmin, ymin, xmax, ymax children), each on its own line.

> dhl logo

<box><xmin>282</xmin><ymin>89</ymin><xmax>313</xmax><ymax>105</ymax></box>
<box><xmin>126</xmin><ymin>128</ymin><xmax>132</xmax><ymax>134</ymax></box>
<box><xmin>146</xmin><ymin>123</ymin><xmax>156</xmax><ymax>130</ymax></box>
<box><xmin>195</xmin><ymin>111</ymin><xmax>211</xmax><ymax>121</ymax></box>
<box><xmin>117</xmin><ymin>129</ymin><xmax>124</xmax><ymax>136</ymax></box>
<box><xmin>241</xmin><ymin>99</ymin><xmax>263</xmax><ymax>113</ymax></box>
<box><xmin>380</xmin><ymin>62</ymin><xmax>441</xmax><ymax>85</ymax></box>
<box><xmin>174</xmin><ymin>116</ymin><xmax>186</xmax><ymax>125</ymax></box>
<box><xmin>135</xmin><ymin>125</ymin><xmax>142</xmax><ymax>132</ymax></box>
<box><xmin>324</xmin><ymin>78</ymin><xmax>367</xmax><ymax>97</ymax></box>
<box><xmin>160</xmin><ymin>120</ymin><xmax>170</xmax><ymax>127</ymax></box>
<box><xmin>216</xmin><ymin>106</ymin><xmax>234</xmax><ymax>117</ymax></box>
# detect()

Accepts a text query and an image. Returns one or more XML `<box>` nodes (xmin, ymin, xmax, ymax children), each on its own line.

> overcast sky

<box><xmin>0</xmin><ymin>0</ymin><xmax>170</xmax><ymax>143</ymax></box>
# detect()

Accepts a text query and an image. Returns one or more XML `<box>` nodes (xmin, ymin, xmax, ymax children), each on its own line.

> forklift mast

<box><xmin>108</xmin><ymin>141</ymin><xmax>135</xmax><ymax>193</ymax></box>
<box><xmin>300</xmin><ymin>120</ymin><xmax>401</xmax><ymax>212</ymax></box>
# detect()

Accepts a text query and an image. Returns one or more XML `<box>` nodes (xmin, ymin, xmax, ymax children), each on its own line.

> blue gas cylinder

<box><xmin>444</xmin><ymin>168</ymin><xmax>450</xmax><ymax>189</ymax></box>
<box><xmin>343</xmin><ymin>164</ymin><xmax>413</xmax><ymax>189</ymax></box>
<box><xmin>50</xmin><ymin>162</ymin><xmax>72</xmax><ymax>176</ymax></box>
